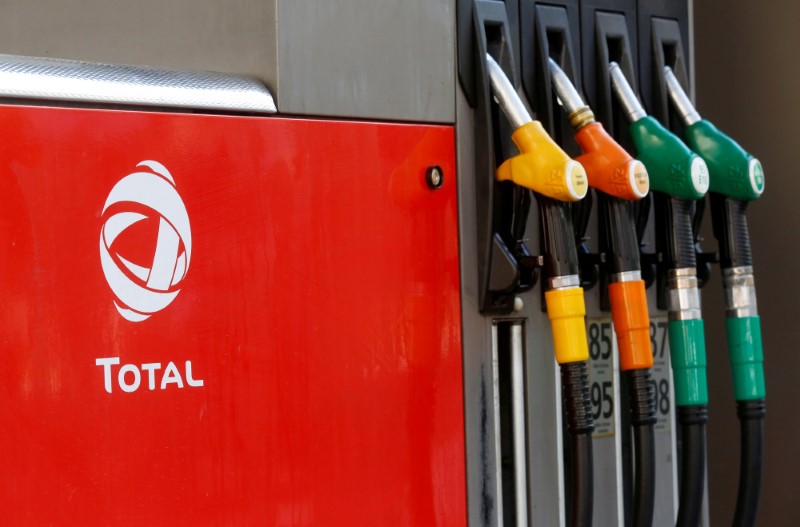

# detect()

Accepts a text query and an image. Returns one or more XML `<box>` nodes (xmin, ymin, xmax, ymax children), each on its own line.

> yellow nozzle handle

<box><xmin>496</xmin><ymin>121</ymin><xmax>589</xmax><ymax>202</ymax></box>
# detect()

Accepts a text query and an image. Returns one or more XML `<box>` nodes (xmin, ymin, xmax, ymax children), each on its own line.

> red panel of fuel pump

<box><xmin>0</xmin><ymin>105</ymin><xmax>465</xmax><ymax>526</ymax></box>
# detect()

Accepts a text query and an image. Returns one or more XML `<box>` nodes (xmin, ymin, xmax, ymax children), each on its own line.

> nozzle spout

<box><xmin>547</xmin><ymin>58</ymin><xmax>592</xmax><ymax>126</ymax></box>
<box><xmin>486</xmin><ymin>53</ymin><xmax>532</xmax><ymax>130</ymax></box>
<box><xmin>664</xmin><ymin>66</ymin><xmax>702</xmax><ymax>126</ymax></box>
<box><xmin>609</xmin><ymin>62</ymin><xmax>647</xmax><ymax>123</ymax></box>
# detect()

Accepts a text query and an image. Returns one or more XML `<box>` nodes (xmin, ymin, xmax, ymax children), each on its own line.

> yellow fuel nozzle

<box><xmin>485</xmin><ymin>54</ymin><xmax>588</xmax><ymax>202</ymax></box>
<box><xmin>497</xmin><ymin>121</ymin><xmax>589</xmax><ymax>202</ymax></box>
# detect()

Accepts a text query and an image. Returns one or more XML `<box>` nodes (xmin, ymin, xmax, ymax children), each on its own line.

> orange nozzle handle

<box><xmin>575</xmin><ymin>122</ymin><xmax>649</xmax><ymax>200</ymax></box>
<box><xmin>497</xmin><ymin>121</ymin><xmax>588</xmax><ymax>202</ymax></box>
<box><xmin>608</xmin><ymin>280</ymin><xmax>653</xmax><ymax>370</ymax></box>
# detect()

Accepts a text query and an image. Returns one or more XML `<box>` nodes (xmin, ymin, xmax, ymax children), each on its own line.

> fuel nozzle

<box><xmin>549</xmin><ymin>58</ymin><xmax>649</xmax><ymax>201</ymax></box>
<box><xmin>664</xmin><ymin>66</ymin><xmax>764</xmax><ymax>202</ymax></box>
<box><xmin>486</xmin><ymin>54</ymin><xmax>588</xmax><ymax>202</ymax></box>
<box><xmin>664</xmin><ymin>65</ymin><xmax>766</xmax><ymax>527</ymax></box>
<box><xmin>548</xmin><ymin>57</ymin><xmax>653</xmax><ymax>370</ymax></box>
<box><xmin>611</xmin><ymin>60</ymin><xmax>710</xmax><ymax>527</ymax></box>
<box><xmin>609</xmin><ymin>60</ymin><xmax>709</xmax><ymax>405</ymax></box>
<box><xmin>663</xmin><ymin>63</ymin><xmax>764</xmax><ymax>400</ymax></box>
<box><xmin>486</xmin><ymin>52</ymin><xmax>589</xmax><ymax>366</ymax></box>
<box><xmin>549</xmin><ymin>58</ymin><xmax>657</xmax><ymax>527</ymax></box>
<box><xmin>609</xmin><ymin>62</ymin><xmax>709</xmax><ymax>201</ymax></box>
<box><xmin>486</xmin><ymin>52</ymin><xmax>594</xmax><ymax>527</ymax></box>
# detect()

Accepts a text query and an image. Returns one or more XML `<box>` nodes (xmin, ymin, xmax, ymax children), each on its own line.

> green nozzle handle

<box><xmin>629</xmin><ymin>116</ymin><xmax>709</xmax><ymax>200</ymax></box>
<box><xmin>669</xmin><ymin>318</ymin><xmax>709</xmax><ymax>406</ymax></box>
<box><xmin>727</xmin><ymin>316</ymin><xmax>766</xmax><ymax>400</ymax></box>
<box><xmin>684</xmin><ymin>119</ymin><xmax>764</xmax><ymax>201</ymax></box>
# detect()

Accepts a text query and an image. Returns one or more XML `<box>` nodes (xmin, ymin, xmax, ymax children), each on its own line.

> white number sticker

<box><xmin>649</xmin><ymin>317</ymin><xmax>673</xmax><ymax>432</ymax></box>
<box><xmin>587</xmin><ymin>318</ymin><xmax>617</xmax><ymax>438</ymax></box>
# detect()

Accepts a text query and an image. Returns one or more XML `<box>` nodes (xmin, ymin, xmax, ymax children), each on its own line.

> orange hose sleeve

<box><xmin>608</xmin><ymin>279</ymin><xmax>653</xmax><ymax>370</ymax></box>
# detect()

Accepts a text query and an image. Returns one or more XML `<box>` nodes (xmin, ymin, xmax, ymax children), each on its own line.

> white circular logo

<box><xmin>690</xmin><ymin>156</ymin><xmax>710</xmax><ymax>195</ymax></box>
<box><xmin>99</xmin><ymin>160</ymin><xmax>192</xmax><ymax>322</ymax></box>
<box><xmin>749</xmin><ymin>158</ymin><xmax>765</xmax><ymax>196</ymax></box>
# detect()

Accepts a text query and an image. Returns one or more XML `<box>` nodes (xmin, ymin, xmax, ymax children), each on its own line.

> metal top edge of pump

<box><xmin>0</xmin><ymin>54</ymin><xmax>276</xmax><ymax>113</ymax></box>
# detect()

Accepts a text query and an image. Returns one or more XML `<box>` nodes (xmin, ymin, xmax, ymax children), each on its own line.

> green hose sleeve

<box><xmin>726</xmin><ymin>316</ymin><xmax>765</xmax><ymax>401</ymax></box>
<box><xmin>668</xmin><ymin>318</ymin><xmax>709</xmax><ymax>406</ymax></box>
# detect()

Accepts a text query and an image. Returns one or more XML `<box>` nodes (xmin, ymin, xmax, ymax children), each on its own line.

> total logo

<box><xmin>99</xmin><ymin>160</ymin><xmax>191</xmax><ymax>322</ymax></box>
<box><xmin>97</xmin><ymin>161</ymin><xmax>203</xmax><ymax>393</ymax></box>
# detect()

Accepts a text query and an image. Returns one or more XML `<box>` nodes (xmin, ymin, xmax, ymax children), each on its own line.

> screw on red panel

<box><xmin>426</xmin><ymin>166</ymin><xmax>444</xmax><ymax>189</ymax></box>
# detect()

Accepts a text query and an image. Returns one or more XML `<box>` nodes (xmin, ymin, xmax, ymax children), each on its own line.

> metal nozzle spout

<box><xmin>547</xmin><ymin>58</ymin><xmax>593</xmax><ymax>127</ymax></box>
<box><xmin>485</xmin><ymin>53</ymin><xmax>532</xmax><ymax>130</ymax></box>
<box><xmin>609</xmin><ymin>62</ymin><xmax>647</xmax><ymax>123</ymax></box>
<box><xmin>664</xmin><ymin>66</ymin><xmax>702</xmax><ymax>126</ymax></box>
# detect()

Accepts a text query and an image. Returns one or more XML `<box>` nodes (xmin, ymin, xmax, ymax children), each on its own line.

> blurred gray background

<box><xmin>695</xmin><ymin>1</ymin><xmax>799</xmax><ymax>524</ymax></box>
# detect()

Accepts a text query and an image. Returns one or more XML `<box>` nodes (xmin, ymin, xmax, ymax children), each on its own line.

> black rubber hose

<box><xmin>733</xmin><ymin>399</ymin><xmax>766</xmax><ymax>527</ymax></box>
<box><xmin>676</xmin><ymin>405</ymin><xmax>708</xmax><ymax>527</ymax></box>
<box><xmin>633</xmin><ymin>424</ymin><xmax>656</xmax><ymax>527</ymax></box>
<box><xmin>600</xmin><ymin>194</ymin><xmax>641</xmax><ymax>275</ymax></box>
<box><xmin>627</xmin><ymin>369</ymin><xmax>658</xmax><ymax>527</ymax></box>
<box><xmin>655</xmin><ymin>195</ymin><xmax>698</xmax><ymax>270</ymax></box>
<box><xmin>538</xmin><ymin>196</ymin><xmax>581</xmax><ymax>279</ymax></box>
<box><xmin>561</xmin><ymin>361</ymin><xmax>595</xmax><ymax>527</ymax></box>
<box><xmin>710</xmin><ymin>194</ymin><xmax>752</xmax><ymax>268</ymax></box>
<box><xmin>571</xmin><ymin>432</ymin><xmax>594</xmax><ymax>527</ymax></box>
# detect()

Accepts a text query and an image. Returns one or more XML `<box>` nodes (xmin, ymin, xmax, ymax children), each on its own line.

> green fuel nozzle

<box><xmin>664</xmin><ymin>66</ymin><xmax>765</xmax><ymax>402</ymax></box>
<box><xmin>609</xmin><ymin>61</ymin><xmax>709</xmax><ymax>409</ymax></box>
<box><xmin>664</xmin><ymin>65</ymin><xmax>766</xmax><ymax>527</ymax></box>
<box><xmin>664</xmin><ymin>66</ymin><xmax>764</xmax><ymax>202</ymax></box>
<box><xmin>612</xmin><ymin>60</ymin><xmax>712</xmax><ymax>527</ymax></box>
<box><xmin>609</xmin><ymin>62</ymin><xmax>709</xmax><ymax>201</ymax></box>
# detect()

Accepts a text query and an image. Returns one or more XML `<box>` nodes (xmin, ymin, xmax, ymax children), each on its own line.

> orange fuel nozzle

<box><xmin>547</xmin><ymin>58</ymin><xmax>653</xmax><ymax>372</ymax></box>
<box><xmin>546</xmin><ymin>58</ymin><xmax>649</xmax><ymax>201</ymax></box>
<box><xmin>575</xmin><ymin>122</ymin><xmax>649</xmax><ymax>201</ymax></box>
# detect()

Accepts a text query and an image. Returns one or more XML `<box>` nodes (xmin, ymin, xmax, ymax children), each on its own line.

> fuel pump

<box><xmin>608</xmin><ymin>61</ymin><xmax>711</xmax><ymax>527</ymax></box>
<box><xmin>486</xmin><ymin>53</ymin><xmax>595</xmax><ymax>527</ymax></box>
<box><xmin>663</xmin><ymin>66</ymin><xmax>766</xmax><ymax>527</ymax></box>
<box><xmin>547</xmin><ymin>57</ymin><xmax>657</xmax><ymax>527</ymax></box>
